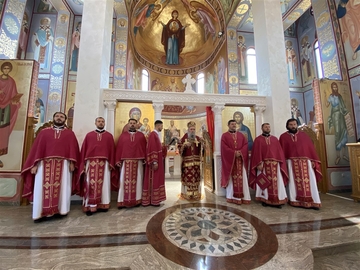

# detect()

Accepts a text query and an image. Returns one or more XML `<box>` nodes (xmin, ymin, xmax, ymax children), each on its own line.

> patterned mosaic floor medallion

<box><xmin>162</xmin><ymin>206</ymin><xmax>257</xmax><ymax>256</ymax></box>
<box><xmin>147</xmin><ymin>203</ymin><xmax>278</xmax><ymax>270</ymax></box>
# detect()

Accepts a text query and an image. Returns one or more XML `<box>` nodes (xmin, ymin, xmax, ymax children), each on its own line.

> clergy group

<box><xmin>22</xmin><ymin>112</ymin><xmax>322</xmax><ymax>223</ymax></box>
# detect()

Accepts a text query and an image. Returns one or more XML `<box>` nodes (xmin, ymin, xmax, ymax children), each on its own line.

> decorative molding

<box><xmin>152</xmin><ymin>102</ymin><xmax>164</xmax><ymax>112</ymax></box>
<box><xmin>254</xmin><ymin>106</ymin><xmax>266</xmax><ymax>115</ymax></box>
<box><xmin>103</xmin><ymin>101</ymin><xmax>117</xmax><ymax>110</ymax></box>
<box><xmin>103</xmin><ymin>89</ymin><xmax>267</xmax><ymax>107</ymax></box>
<box><xmin>349</xmin><ymin>66</ymin><xmax>360</xmax><ymax>78</ymax></box>
<box><xmin>212</xmin><ymin>104</ymin><xmax>225</xmax><ymax>114</ymax></box>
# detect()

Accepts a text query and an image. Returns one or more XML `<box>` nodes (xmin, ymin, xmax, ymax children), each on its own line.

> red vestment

<box><xmin>250</xmin><ymin>135</ymin><xmax>289</xmax><ymax>204</ymax></box>
<box><xmin>0</xmin><ymin>75</ymin><xmax>21</xmax><ymax>156</ymax></box>
<box><xmin>142</xmin><ymin>131</ymin><xmax>166</xmax><ymax>206</ymax></box>
<box><xmin>22</xmin><ymin>127</ymin><xmax>79</xmax><ymax>216</ymax></box>
<box><xmin>279</xmin><ymin>131</ymin><xmax>322</xmax><ymax>206</ymax></box>
<box><xmin>115</xmin><ymin>131</ymin><xmax>146</xmax><ymax>207</ymax></box>
<box><xmin>179</xmin><ymin>133</ymin><xmax>202</xmax><ymax>200</ymax></box>
<box><xmin>78</xmin><ymin>130</ymin><xmax>115</xmax><ymax>212</ymax></box>
<box><xmin>221</xmin><ymin>131</ymin><xmax>248</xmax><ymax>199</ymax></box>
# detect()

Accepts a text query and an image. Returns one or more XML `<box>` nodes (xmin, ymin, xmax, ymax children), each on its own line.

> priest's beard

<box><xmin>287</xmin><ymin>127</ymin><xmax>297</xmax><ymax>134</ymax></box>
<box><xmin>54</xmin><ymin>120</ymin><xmax>65</xmax><ymax>127</ymax></box>
<box><xmin>188</xmin><ymin>132</ymin><xmax>195</xmax><ymax>140</ymax></box>
<box><xmin>262</xmin><ymin>131</ymin><xmax>270</xmax><ymax>135</ymax></box>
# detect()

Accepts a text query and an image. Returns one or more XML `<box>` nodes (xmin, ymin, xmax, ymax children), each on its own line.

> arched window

<box><xmin>141</xmin><ymin>69</ymin><xmax>149</xmax><ymax>91</ymax></box>
<box><xmin>314</xmin><ymin>40</ymin><xmax>324</xmax><ymax>79</ymax></box>
<box><xmin>197</xmin><ymin>73</ymin><xmax>205</xmax><ymax>94</ymax></box>
<box><xmin>246</xmin><ymin>48</ymin><xmax>257</xmax><ymax>84</ymax></box>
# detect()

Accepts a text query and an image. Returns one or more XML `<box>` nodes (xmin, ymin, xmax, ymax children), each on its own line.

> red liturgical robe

<box><xmin>78</xmin><ymin>130</ymin><xmax>115</xmax><ymax>209</ymax></box>
<box><xmin>249</xmin><ymin>135</ymin><xmax>289</xmax><ymax>189</ymax></box>
<box><xmin>142</xmin><ymin>131</ymin><xmax>166</xmax><ymax>206</ymax></box>
<box><xmin>221</xmin><ymin>131</ymin><xmax>248</xmax><ymax>188</ymax></box>
<box><xmin>22</xmin><ymin>127</ymin><xmax>79</xmax><ymax>218</ymax></box>
<box><xmin>279</xmin><ymin>131</ymin><xmax>322</xmax><ymax>207</ymax></box>
<box><xmin>115</xmin><ymin>131</ymin><xmax>146</xmax><ymax>207</ymax></box>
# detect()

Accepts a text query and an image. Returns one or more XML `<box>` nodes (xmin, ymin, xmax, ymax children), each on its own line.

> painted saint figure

<box><xmin>285</xmin><ymin>40</ymin><xmax>298</xmax><ymax>85</ymax></box>
<box><xmin>70</xmin><ymin>21</ymin><xmax>81</xmax><ymax>72</ymax></box>
<box><xmin>233</xmin><ymin>111</ymin><xmax>253</xmax><ymax>150</ymax></box>
<box><xmin>237</xmin><ymin>35</ymin><xmax>247</xmax><ymax>80</ymax></box>
<box><xmin>0</xmin><ymin>62</ymin><xmax>22</xmax><ymax>168</ymax></box>
<box><xmin>337</xmin><ymin>0</ymin><xmax>360</xmax><ymax>61</ymax></box>
<box><xmin>160</xmin><ymin>10</ymin><xmax>189</xmax><ymax>65</ymax></box>
<box><xmin>32</xmin><ymin>17</ymin><xmax>54</xmax><ymax>70</ymax></box>
<box><xmin>326</xmin><ymin>82</ymin><xmax>349</xmax><ymax>165</ymax></box>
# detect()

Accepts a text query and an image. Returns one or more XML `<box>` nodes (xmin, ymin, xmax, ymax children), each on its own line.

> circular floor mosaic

<box><xmin>162</xmin><ymin>206</ymin><xmax>257</xmax><ymax>256</ymax></box>
<box><xmin>147</xmin><ymin>203</ymin><xmax>278</xmax><ymax>270</ymax></box>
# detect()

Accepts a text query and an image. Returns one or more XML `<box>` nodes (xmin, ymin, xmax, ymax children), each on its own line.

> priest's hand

<box><xmin>185</xmin><ymin>142</ymin><xmax>191</xmax><ymax>147</ymax></box>
<box><xmin>152</xmin><ymin>162</ymin><xmax>158</xmax><ymax>171</ymax></box>
<box><xmin>69</xmin><ymin>162</ymin><xmax>75</xmax><ymax>172</ymax></box>
<box><xmin>30</xmin><ymin>165</ymin><xmax>38</xmax><ymax>174</ymax></box>
<box><xmin>235</xmin><ymin>151</ymin><xmax>241</xmax><ymax>158</ymax></box>
<box><xmin>311</xmin><ymin>161</ymin><xmax>315</xmax><ymax>168</ymax></box>
<box><xmin>257</xmin><ymin>162</ymin><xmax>263</xmax><ymax>171</ymax></box>
<box><xmin>116</xmin><ymin>162</ymin><xmax>122</xmax><ymax>167</ymax></box>
<box><xmin>109</xmin><ymin>165</ymin><xmax>112</xmax><ymax>171</ymax></box>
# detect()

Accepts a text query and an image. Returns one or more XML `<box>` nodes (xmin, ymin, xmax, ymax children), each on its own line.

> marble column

<box><xmin>212</xmin><ymin>103</ymin><xmax>225</xmax><ymax>196</ymax></box>
<box><xmin>104</xmin><ymin>101</ymin><xmax>116</xmax><ymax>135</ymax></box>
<box><xmin>152</xmin><ymin>102</ymin><xmax>164</xmax><ymax>121</ymax></box>
<box><xmin>252</xmin><ymin>0</ymin><xmax>291</xmax><ymax>137</ymax></box>
<box><xmin>72</xmin><ymin>0</ymin><xmax>113</xmax><ymax>144</ymax></box>
<box><xmin>254</xmin><ymin>106</ymin><xmax>266</xmax><ymax>136</ymax></box>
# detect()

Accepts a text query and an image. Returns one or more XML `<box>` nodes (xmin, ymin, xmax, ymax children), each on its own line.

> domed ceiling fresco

<box><xmin>126</xmin><ymin>0</ymin><xmax>227</xmax><ymax>75</ymax></box>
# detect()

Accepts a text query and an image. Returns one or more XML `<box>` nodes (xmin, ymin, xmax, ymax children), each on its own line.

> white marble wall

<box><xmin>73</xmin><ymin>0</ymin><xmax>113</xmax><ymax>144</ymax></box>
<box><xmin>252</xmin><ymin>0</ymin><xmax>291</xmax><ymax>137</ymax></box>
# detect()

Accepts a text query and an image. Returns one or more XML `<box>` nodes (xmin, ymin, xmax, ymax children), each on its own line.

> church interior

<box><xmin>1</xmin><ymin>0</ymin><xmax>360</xmax><ymax>269</ymax></box>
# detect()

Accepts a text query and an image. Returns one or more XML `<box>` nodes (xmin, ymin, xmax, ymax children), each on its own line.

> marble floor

<box><xmin>0</xmin><ymin>181</ymin><xmax>359</xmax><ymax>270</ymax></box>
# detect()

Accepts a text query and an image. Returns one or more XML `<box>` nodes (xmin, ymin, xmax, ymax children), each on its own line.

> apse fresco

<box><xmin>130</xmin><ymin>0</ymin><xmax>221</xmax><ymax>69</ymax></box>
<box><xmin>335</xmin><ymin>0</ymin><xmax>360</xmax><ymax>69</ymax></box>
<box><xmin>350</xmin><ymin>75</ymin><xmax>360</xmax><ymax>139</ymax></box>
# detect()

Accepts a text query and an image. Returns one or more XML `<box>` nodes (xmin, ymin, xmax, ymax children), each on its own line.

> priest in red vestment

<box><xmin>0</xmin><ymin>62</ymin><xmax>22</xmax><ymax>168</ymax></box>
<box><xmin>178</xmin><ymin>121</ymin><xmax>203</xmax><ymax>200</ymax></box>
<box><xmin>249</xmin><ymin>123</ymin><xmax>288</xmax><ymax>208</ymax></box>
<box><xmin>22</xmin><ymin>112</ymin><xmax>80</xmax><ymax>222</ymax></box>
<box><xmin>142</xmin><ymin>120</ymin><xmax>167</xmax><ymax>206</ymax></box>
<box><xmin>115</xmin><ymin>118</ymin><xmax>147</xmax><ymax>208</ymax></box>
<box><xmin>78</xmin><ymin>117</ymin><xmax>115</xmax><ymax>215</ymax></box>
<box><xmin>279</xmin><ymin>119</ymin><xmax>322</xmax><ymax>210</ymax></box>
<box><xmin>221</xmin><ymin>119</ymin><xmax>250</xmax><ymax>205</ymax></box>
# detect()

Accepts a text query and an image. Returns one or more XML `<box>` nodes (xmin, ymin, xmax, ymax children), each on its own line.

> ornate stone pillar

<box><xmin>104</xmin><ymin>101</ymin><xmax>116</xmax><ymax>135</ymax></box>
<box><xmin>252</xmin><ymin>0</ymin><xmax>291</xmax><ymax>137</ymax></box>
<box><xmin>212</xmin><ymin>103</ymin><xmax>225</xmax><ymax>196</ymax></box>
<box><xmin>73</xmin><ymin>0</ymin><xmax>113</xmax><ymax>144</ymax></box>
<box><xmin>254</xmin><ymin>106</ymin><xmax>266</xmax><ymax>136</ymax></box>
<box><xmin>152</xmin><ymin>102</ymin><xmax>164</xmax><ymax>121</ymax></box>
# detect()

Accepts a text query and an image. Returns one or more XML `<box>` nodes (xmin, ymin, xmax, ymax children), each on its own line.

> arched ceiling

<box><xmin>59</xmin><ymin>0</ymin><xmax>311</xmax><ymax>73</ymax></box>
